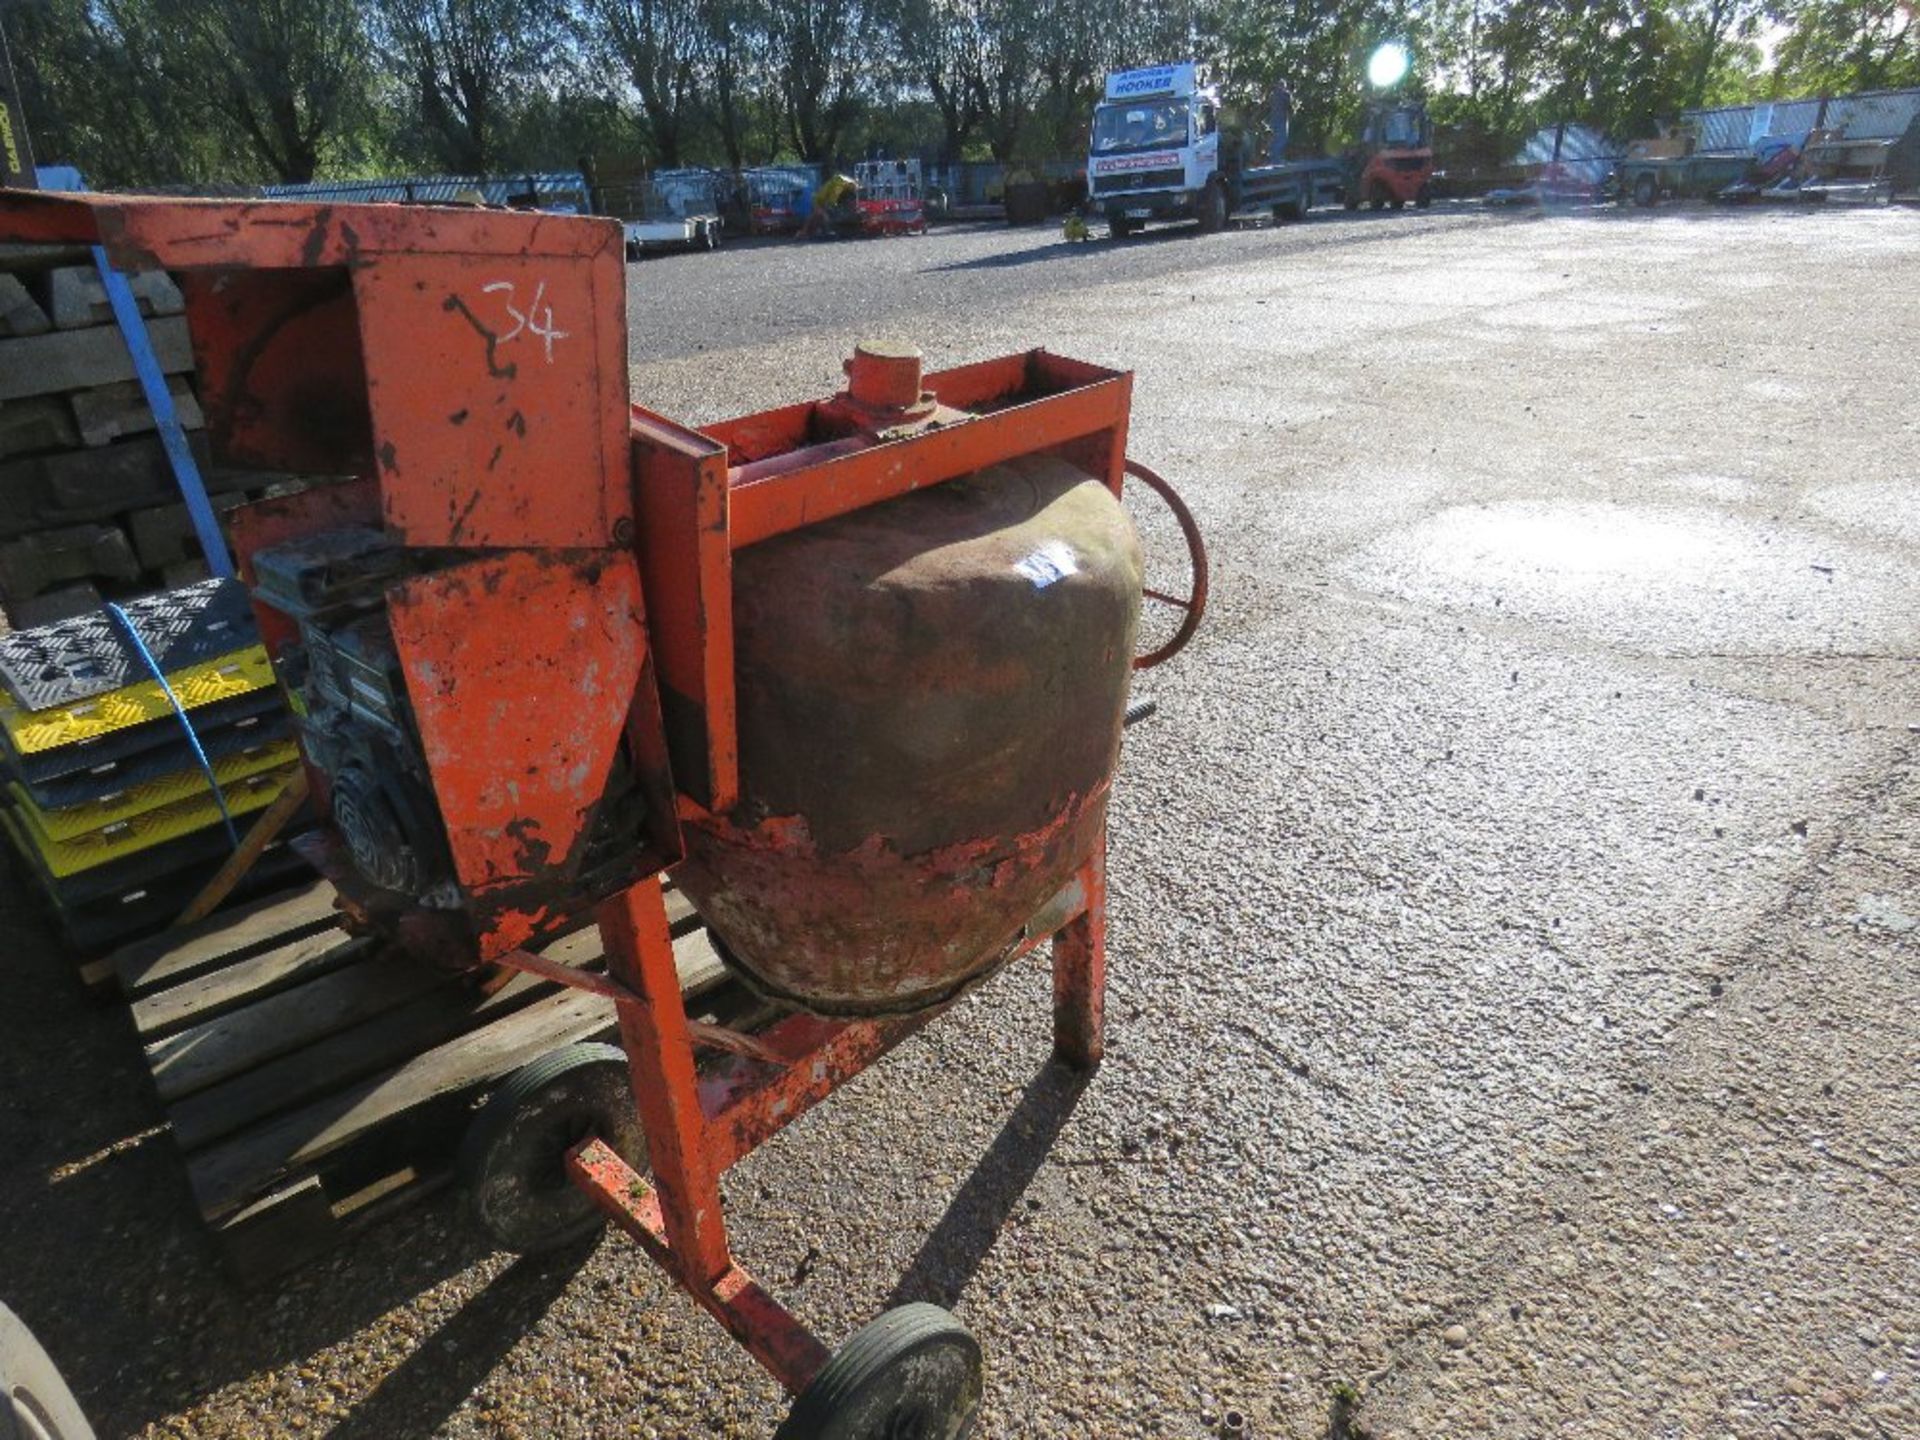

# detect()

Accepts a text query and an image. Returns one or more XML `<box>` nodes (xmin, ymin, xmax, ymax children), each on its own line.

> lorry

<box><xmin>1344</xmin><ymin>100</ymin><xmax>1435</xmax><ymax>210</ymax></box>
<box><xmin>1087</xmin><ymin>62</ymin><xmax>1346</xmax><ymax>237</ymax></box>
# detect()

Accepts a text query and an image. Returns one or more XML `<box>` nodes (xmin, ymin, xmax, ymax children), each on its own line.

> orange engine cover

<box><xmin>673</xmin><ymin>455</ymin><xmax>1142</xmax><ymax>1016</ymax></box>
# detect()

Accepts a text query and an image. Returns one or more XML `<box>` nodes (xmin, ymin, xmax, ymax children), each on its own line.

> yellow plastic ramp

<box><xmin>7</xmin><ymin>762</ymin><xmax>299</xmax><ymax>878</ymax></box>
<box><xmin>0</xmin><ymin>646</ymin><xmax>277</xmax><ymax>758</ymax></box>
<box><xmin>8</xmin><ymin>739</ymin><xmax>300</xmax><ymax>843</ymax></box>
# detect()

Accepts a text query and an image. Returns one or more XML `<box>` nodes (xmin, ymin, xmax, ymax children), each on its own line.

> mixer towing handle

<box><xmin>1123</xmin><ymin>457</ymin><xmax>1210</xmax><ymax>669</ymax></box>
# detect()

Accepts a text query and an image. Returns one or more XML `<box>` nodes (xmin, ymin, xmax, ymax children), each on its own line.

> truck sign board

<box><xmin>1104</xmin><ymin>63</ymin><xmax>1200</xmax><ymax>101</ymax></box>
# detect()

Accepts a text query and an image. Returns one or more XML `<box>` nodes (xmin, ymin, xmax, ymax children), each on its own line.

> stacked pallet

<box><xmin>0</xmin><ymin>577</ymin><xmax>306</xmax><ymax>962</ymax></box>
<box><xmin>0</xmin><ymin>242</ymin><xmax>294</xmax><ymax>625</ymax></box>
<box><xmin>113</xmin><ymin>880</ymin><xmax>735</xmax><ymax>1281</ymax></box>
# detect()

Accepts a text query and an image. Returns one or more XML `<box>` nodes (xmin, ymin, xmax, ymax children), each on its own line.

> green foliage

<box><xmin>1</xmin><ymin>0</ymin><xmax>1910</xmax><ymax>186</ymax></box>
<box><xmin>1768</xmin><ymin>1</ymin><xmax>1919</xmax><ymax>95</ymax></box>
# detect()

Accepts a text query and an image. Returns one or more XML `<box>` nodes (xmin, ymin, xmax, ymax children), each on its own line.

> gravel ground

<box><xmin>2</xmin><ymin>201</ymin><xmax>1916</xmax><ymax>1440</ymax></box>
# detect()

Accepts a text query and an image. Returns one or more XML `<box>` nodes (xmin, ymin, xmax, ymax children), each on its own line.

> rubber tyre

<box><xmin>775</xmin><ymin>1305</ymin><xmax>983</xmax><ymax>1440</ymax></box>
<box><xmin>459</xmin><ymin>1041</ymin><xmax>644</xmax><ymax>1255</ymax></box>
<box><xmin>1</xmin><ymin>1304</ymin><xmax>96</xmax><ymax>1440</ymax></box>
<box><xmin>1633</xmin><ymin>173</ymin><xmax>1657</xmax><ymax>208</ymax></box>
<box><xmin>1343</xmin><ymin>192</ymin><xmax>1359</xmax><ymax>211</ymax></box>
<box><xmin>1197</xmin><ymin>182</ymin><xmax>1227</xmax><ymax>233</ymax></box>
<box><xmin>1108</xmin><ymin>214</ymin><xmax>1136</xmax><ymax>239</ymax></box>
<box><xmin>1416</xmin><ymin>185</ymin><xmax>1432</xmax><ymax>209</ymax></box>
<box><xmin>1390</xmin><ymin>196</ymin><xmax>1405</xmax><ymax>211</ymax></box>
<box><xmin>1272</xmin><ymin>201</ymin><xmax>1301</xmax><ymax>224</ymax></box>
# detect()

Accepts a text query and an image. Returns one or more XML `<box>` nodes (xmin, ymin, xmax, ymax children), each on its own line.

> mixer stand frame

<box><xmin>491</xmin><ymin>842</ymin><xmax>1107</xmax><ymax>1399</ymax></box>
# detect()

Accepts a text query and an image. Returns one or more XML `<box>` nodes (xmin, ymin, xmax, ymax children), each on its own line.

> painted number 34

<box><xmin>482</xmin><ymin>279</ymin><xmax>569</xmax><ymax>363</ymax></box>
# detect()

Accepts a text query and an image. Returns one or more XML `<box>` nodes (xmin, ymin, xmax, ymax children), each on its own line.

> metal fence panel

<box><xmin>1828</xmin><ymin>90</ymin><xmax>1920</xmax><ymax>139</ymax></box>
<box><xmin>261</xmin><ymin>172</ymin><xmax>591</xmax><ymax>210</ymax></box>
<box><xmin>1684</xmin><ymin>87</ymin><xmax>1920</xmax><ymax>151</ymax></box>
<box><xmin>1691</xmin><ymin>106</ymin><xmax>1752</xmax><ymax>151</ymax></box>
<box><xmin>1511</xmin><ymin>124</ymin><xmax>1616</xmax><ymax>182</ymax></box>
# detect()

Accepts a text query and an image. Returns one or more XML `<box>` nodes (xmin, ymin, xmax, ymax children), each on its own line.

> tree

<box><xmin>378</xmin><ymin>0</ymin><xmax>565</xmax><ymax>171</ymax></box>
<box><xmin>169</xmin><ymin>0</ymin><xmax>370</xmax><ymax>182</ymax></box>
<box><xmin>9</xmin><ymin>0</ymin><xmax>222</xmax><ymax>184</ymax></box>
<box><xmin>587</xmin><ymin>0</ymin><xmax>704</xmax><ymax>166</ymax></box>
<box><xmin>1768</xmin><ymin>0</ymin><xmax>1919</xmax><ymax>94</ymax></box>
<box><xmin>699</xmin><ymin>0</ymin><xmax>774</xmax><ymax>167</ymax></box>
<box><xmin>1674</xmin><ymin>0</ymin><xmax>1767</xmax><ymax>107</ymax></box>
<box><xmin>887</xmin><ymin>0</ymin><xmax>988</xmax><ymax>160</ymax></box>
<box><xmin>764</xmin><ymin>0</ymin><xmax>872</xmax><ymax>160</ymax></box>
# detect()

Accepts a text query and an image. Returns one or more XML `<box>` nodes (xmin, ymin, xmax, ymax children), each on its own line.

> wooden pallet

<box><xmin>112</xmin><ymin>879</ymin><xmax>736</xmax><ymax>1283</ymax></box>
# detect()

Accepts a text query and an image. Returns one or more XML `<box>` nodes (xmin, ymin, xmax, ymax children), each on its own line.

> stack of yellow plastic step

<box><xmin>0</xmin><ymin>579</ymin><xmax>304</xmax><ymax>951</ymax></box>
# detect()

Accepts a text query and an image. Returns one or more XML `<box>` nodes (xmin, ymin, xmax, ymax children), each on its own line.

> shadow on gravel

<box><xmin>923</xmin><ymin>240</ymin><xmax>1116</xmax><ymax>272</ymax></box>
<box><xmin>0</xmin><ymin>869</ymin><xmax>543</xmax><ymax>1435</ymax></box>
<box><xmin>883</xmin><ymin>1060</ymin><xmax>1089</xmax><ymax>1309</ymax></box>
<box><xmin>324</xmin><ymin>1245</ymin><xmax>587</xmax><ymax>1440</ymax></box>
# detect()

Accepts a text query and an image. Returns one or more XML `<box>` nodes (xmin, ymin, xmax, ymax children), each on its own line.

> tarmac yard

<box><xmin>2</xmin><ymin>202</ymin><xmax>1916</xmax><ymax>1438</ymax></box>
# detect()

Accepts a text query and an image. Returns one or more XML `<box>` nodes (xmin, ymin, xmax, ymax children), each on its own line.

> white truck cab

<box><xmin>1088</xmin><ymin>62</ymin><xmax>1224</xmax><ymax>235</ymax></box>
<box><xmin>1088</xmin><ymin>59</ymin><xmax>1345</xmax><ymax>237</ymax></box>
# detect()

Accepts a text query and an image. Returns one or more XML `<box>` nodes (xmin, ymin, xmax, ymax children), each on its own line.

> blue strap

<box><xmin>38</xmin><ymin>164</ymin><xmax>234</xmax><ymax>578</ymax></box>
<box><xmin>104</xmin><ymin>602</ymin><xmax>239</xmax><ymax>849</ymax></box>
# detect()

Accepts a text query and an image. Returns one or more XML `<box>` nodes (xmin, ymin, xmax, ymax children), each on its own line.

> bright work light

<box><xmin>1367</xmin><ymin>42</ymin><xmax>1410</xmax><ymax>89</ymax></box>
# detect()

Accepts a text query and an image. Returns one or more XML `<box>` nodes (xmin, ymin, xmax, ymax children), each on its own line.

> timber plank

<box><xmin>148</xmin><ymin>954</ymin><xmax>445</xmax><ymax>1105</ymax></box>
<box><xmin>115</xmin><ymin>878</ymin><xmax>340</xmax><ymax>997</ymax></box>
<box><xmin>163</xmin><ymin>933</ymin><xmax>607</xmax><ymax>1149</ymax></box>
<box><xmin>216</xmin><ymin>1175</ymin><xmax>338</xmax><ymax>1284</ymax></box>
<box><xmin>186</xmin><ymin>987</ymin><xmax>618</xmax><ymax>1221</ymax></box>
<box><xmin>129</xmin><ymin>930</ymin><xmax>369</xmax><ymax>1040</ymax></box>
<box><xmin>182</xmin><ymin>932</ymin><xmax>726</xmax><ymax>1222</ymax></box>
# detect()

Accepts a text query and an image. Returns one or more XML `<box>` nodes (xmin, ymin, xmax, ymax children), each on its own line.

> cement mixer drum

<box><xmin>675</xmin><ymin>454</ymin><xmax>1144</xmax><ymax>1015</ymax></box>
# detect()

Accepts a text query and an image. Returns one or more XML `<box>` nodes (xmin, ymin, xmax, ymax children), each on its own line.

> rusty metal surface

<box><xmin>1051</xmin><ymin>853</ymin><xmax>1108</xmax><ymax>1069</ymax></box>
<box><xmin>675</xmin><ymin>456</ymin><xmax>1141</xmax><ymax>1015</ymax></box>
<box><xmin>572</xmin><ymin>857</ymin><xmax>1107</xmax><ymax>1396</ymax></box>
<box><xmin>1124</xmin><ymin>457</ymin><xmax>1210</xmax><ymax>669</ymax></box>
<box><xmin>598</xmin><ymin>880</ymin><xmax>732</xmax><ymax>1285</ymax></box>
<box><xmin>569</xmin><ymin>1139</ymin><xmax>832</xmax><ymax>1395</ymax></box>
<box><xmin>353</xmin><ymin>251</ymin><xmax>630</xmax><ymax>550</ymax></box>
<box><xmin>0</xmin><ymin>192</ymin><xmax>632</xmax><ymax>551</ymax></box>
<box><xmin>720</xmin><ymin>362</ymin><xmax>1133</xmax><ymax>548</ymax></box>
<box><xmin>697</xmin><ymin>1012</ymin><xmax>929</xmax><ymax>1170</ymax></box>
<box><xmin>628</xmin><ymin>406</ymin><xmax>738</xmax><ymax>813</ymax></box>
<box><xmin>386</xmin><ymin>552</ymin><xmax>661</xmax><ymax>957</ymax></box>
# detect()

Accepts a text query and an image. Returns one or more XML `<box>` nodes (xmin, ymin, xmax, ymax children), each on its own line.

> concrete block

<box><xmin>0</xmin><ymin>317</ymin><xmax>194</xmax><ymax>402</ymax></box>
<box><xmin>0</xmin><ymin>273</ymin><xmax>51</xmax><ymax>337</ymax></box>
<box><xmin>0</xmin><ymin>432</ymin><xmax>223</xmax><ymax>537</ymax></box>
<box><xmin>127</xmin><ymin>493</ymin><xmax>247</xmax><ymax>570</ymax></box>
<box><xmin>6</xmin><ymin>582</ymin><xmax>103</xmax><ymax>630</ymax></box>
<box><xmin>0</xmin><ymin>241</ymin><xmax>93</xmax><ymax>273</ymax></box>
<box><xmin>69</xmin><ymin>376</ymin><xmax>204</xmax><ymax>446</ymax></box>
<box><xmin>0</xmin><ymin>397</ymin><xmax>80</xmax><ymax>458</ymax></box>
<box><xmin>0</xmin><ymin>523</ymin><xmax>141</xmax><ymax>601</ymax></box>
<box><xmin>47</xmin><ymin>265</ymin><xmax>186</xmax><ymax>330</ymax></box>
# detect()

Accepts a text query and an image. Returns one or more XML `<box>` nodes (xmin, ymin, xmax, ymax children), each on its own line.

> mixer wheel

<box><xmin>775</xmin><ymin>1304</ymin><xmax>983</xmax><ymax>1440</ymax></box>
<box><xmin>460</xmin><ymin>1042</ymin><xmax>643</xmax><ymax>1255</ymax></box>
